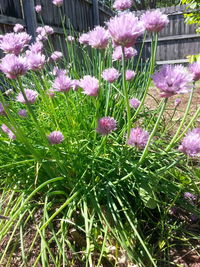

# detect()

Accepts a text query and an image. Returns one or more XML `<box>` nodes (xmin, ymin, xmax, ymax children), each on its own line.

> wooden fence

<box><xmin>133</xmin><ymin>5</ymin><xmax>200</xmax><ymax>64</ymax></box>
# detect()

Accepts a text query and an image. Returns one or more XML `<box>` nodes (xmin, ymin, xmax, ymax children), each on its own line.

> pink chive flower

<box><xmin>183</xmin><ymin>192</ymin><xmax>197</xmax><ymax>202</ymax></box>
<box><xmin>174</xmin><ymin>98</ymin><xmax>181</xmax><ymax>108</ymax></box>
<box><xmin>1</xmin><ymin>124</ymin><xmax>16</xmax><ymax>140</ymax></box>
<box><xmin>35</xmin><ymin>5</ymin><xmax>42</xmax><ymax>13</ymax></box>
<box><xmin>96</xmin><ymin>117</ymin><xmax>117</xmax><ymax>135</ymax></box>
<box><xmin>107</xmin><ymin>13</ymin><xmax>145</xmax><ymax>47</ymax></box>
<box><xmin>52</xmin><ymin>67</ymin><xmax>67</xmax><ymax>77</ymax></box>
<box><xmin>18</xmin><ymin>109</ymin><xmax>27</xmax><ymax>117</ymax></box>
<box><xmin>13</xmin><ymin>24</ymin><xmax>24</xmax><ymax>33</ymax></box>
<box><xmin>178</xmin><ymin>128</ymin><xmax>200</xmax><ymax>157</ymax></box>
<box><xmin>52</xmin><ymin>75</ymin><xmax>72</xmax><ymax>92</ymax></box>
<box><xmin>0</xmin><ymin>103</ymin><xmax>6</xmax><ymax>115</ymax></box>
<box><xmin>189</xmin><ymin>62</ymin><xmax>200</xmax><ymax>81</ymax></box>
<box><xmin>113</xmin><ymin>0</ymin><xmax>132</xmax><ymax>11</ymax></box>
<box><xmin>0</xmin><ymin>32</ymin><xmax>31</xmax><ymax>55</ymax></box>
<box><xmin>88</xmin><ymin>26</ymin><xmax>109</xmax><ymax>49</ymax></box>
<box><xmin>29</xmin><ymin>41</ymin><xmax>43</xmax><ymax>53</ymax></box>
<box><xmin>67</xmin><ymin>36</ymin><xmax>75</xmax><ymax>42</ymax></box>
<box><xmin>79</xmin><ymin>33</ymin><xmax>90</xmax><ymax>45</ymax></box>
<box><xmin>52</xmin><ymin>0</ymin><xmax>63</xmax><ymax>7</ymax></box>
<box><xmin>102</xmin><ymin>68</ymin><xmax>120</xmax><ymax>83</ymax></box>
<box><xmin>129</xmin><ymin>98</ymin><xmax>140</xmax><ymax>109</ymax></box>
<box><xmin>0</xmin><ymin>54</ymin><xmax>28</xmax><ymax>79</ymax></box>
<box><xmin>127</xmin><ymin>127</ymin><xmax>149</xmax><ymax>149</ymax></box>
<box><xmin>36</xmin><ymin>26</ymin><xmax>54</xmax><ymax>38</ymax></box>
<box><xmin>112</xmin><ymin>46</ymin><xmax>137</xmax><ymax>61</ymax></box>
<box><xmin>47</xmin><ymin>89</ymin><xmax>55</xmax><ymax>98</ymax></box>
<box><xmin>79</xmin><ymin>75</ymin><xmax>99</xmax><ymax>96</ymax></box>
<box><xmin>152</xmin><ymin>65</ymin><xmax>194</xmax><ymax>98</ymax></box>
<box><xmin>48</xmin><ymin>131</ymin><xmax>64</xmax><ymax>144</ymax></box>
<box><xmin>26</xmin><ymin>52</ymin><xmax>45</xmax><ymax>71</ymax></box>
<box><xmin>141</xmin><ymin>10</ymin><xmax>169</xmax><ymax>33</ymax></box>
<box><xmin>72</xmin><ymin>80</ymin><xmax>80</xmax><ymax>91</ymax></box>
<box><xmin>126</xmin><ymin>70</ymin><xmax>136</xmax><ymax>81</ymax></box>
<box><xmin>50</xmin><ymin>51</ymin><xmax>63</xmax><ymax>62</ymax></box>
<box><xmin>16</xmin><ymin>89</ymin><xmax>38</xmax><ymax>104</ymax></box>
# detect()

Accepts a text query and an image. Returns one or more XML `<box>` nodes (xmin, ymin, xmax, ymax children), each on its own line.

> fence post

<box><xmin>92</xmin><ymin>0</ymin><xmax>100</xmax><ymax>26</ymax></box>
<box><xmin>22</xmin><ymin>0</ymin><xmax>37</xmax><ymax>42</ymax></box>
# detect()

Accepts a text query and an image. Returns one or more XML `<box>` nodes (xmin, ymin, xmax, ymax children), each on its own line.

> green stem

<box><xmin>165</xmin><ymin>84</ymin><xmax>195</xmax><ymax>152</ymax></box>
<box><xmin>122</xmin><ymin>46</ymin><xmax>131</xmax><ymax>137</ymax></box>
<box><xmin>139</xmin><ymin>98</ymin><xmax>168</xmax><ymax>164</ymax></box>
<box><xmin>135</xmin><ymin>31</ymin><xmax>147</xmax><ymax>74</ymax></box>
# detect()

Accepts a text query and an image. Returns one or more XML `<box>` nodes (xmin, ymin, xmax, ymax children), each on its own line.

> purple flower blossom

<box><xmin>79</xmin><ymin>33</ymin><xmax>90</xmax><ymax>45</ymax></box>
<box><xmin>52</xmin><ymin>67</ymin><xmax>67</xmax><ymax>77</ymax></box>
<box><xmin>189</xmin><ymin>62</ymin><xmax>200</xmax><ymax>82</ymax></box>
<box><xmin>26</xmin><ymin>52</ymin><xmax>45</xmax><ymax>71</ymax></box>
<box><xmin>16</xmin><ymin>89</ymin><xmax>38</xmax><ymax>104</ymax></box>
<box><xmin>13</xmin><ymin>24</ymin><xmax>24</xmax><ymax>33</ymax></box>
<box><xmin>112</xmin><ymin>46</ymin><xmax>137</xmax><ymax>61</ymax></box>
<box><xmin>18</xmin><ymin>109</ymin><xmax>27</xmax><ymax>117</ymax></box>
<box><xmin>0</xmin><ymin>103</ymin><xmax>6</xmax><ymax>115</ymax></box>
<box><xmin>1</xmin><ymin>124</ymin><xmax>16</xmax><ymax>140</ymax></box>
<box><xmin>88</xmin><ymin>26</ymin><xmax>109</xmax><ymax>49</ymax></box>
<box><xmin>96</xmin><ymin>117</ymin><xmax>117</xmax><ymax>135</ymax></box>
<box><xmin>107</xmin><ymin>13</ymin><xmax>144</xmax><ymax>47</ymax></box>
<box><xmin>129</xmin><ymin>98</ymin><xmax>140</xmax><ymax>109</ymax></box>
<box><xmin>0</xmin><ymin>54</ymin><xmax>28</xmax><ymax>79</ymax></box>
<box><xmin>127</xmin><ymin>127</ymin><xmax>149</xmax><ymax>149</ymax></box>
<box><xmin>48</xmin><ymin>131</ymin><xmax>64</xmax><ymax>144</ymax></box>
<box><xmin>126</xmin><ymin>70</ymin><xmax>135</xmax><ymax>81</ymax></box>
<box><xmin>141</xmin><ymin>10</ymin><xmax>169</xmax><ymax>33</ymax></box>
<box><xmin>174</xmin><ymin>98</ymin><xmax>181</xmax><ymax>108</ymax></box>
<box><xmin>35</xmin><ymin>5</ymin><xmax>42</xmax><ymax>13</ymax></box>
<box><xmin>52</xmin><ymin>75</ymin><xmax>72</xmax><ymax>92</ymax></box>
<box><xmin>36</xmin><ymin>26</ymin><xmax>54</xmax><ymax>42</ymax></box>
<box><xmin>102</xmin><ymin>68</ymin><xmax>120</xmax><ymax>83</ymax></box>
<box><xmin>0</xmin><ymin>32</ymin><xmax>31</xmax><ymax>55</ymax></box>
<box><xmin>79</xmin><ymin>75</ymin><xmax>99</xmax><ymax>96</ymax></box>
<box><xmin>183</xmin><ymin>192</ymin><xmax>197</xmax><ymax>202</ymax></box>
<box><xmin>50</xmin><ymin>51</ymin><xmax>63</xmax><ymax>62</ymax></box>
<box><xmin>113</xmin><ymin>0</ymin><xmax>132</xmax><ymax>11</ymax></box>
<box><xmin>52</xmin><ymin>0</ymin><xmax>63</xmax><ymax>7</ymax></box>
<box><xmin>29</xmin><ymin>41</ymin><xmax>43</xmax><ymax>54</ymax></box>
<box><xmin>152</xmin><ymin>65</ymin><xmax>194</xmax><ymax>98</ymax></box>
<box><xmin>47</xmin><ymin>89</ymin><xmax>55</xmax><ymax>98</ymax></box>
<box><xmin>178</xmin><ymin>128</ymin><xmax>200</xmax><ymax>157</ymax></box>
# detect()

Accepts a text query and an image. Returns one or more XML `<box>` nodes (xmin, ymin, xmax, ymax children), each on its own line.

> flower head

<box><xmin>50</xmin><ymin>51</ymin><xmax>63</xmax><ymax>62</ymax></box>
<box><xmin>52</xmin><ymin>0</ymin><xmax>63</xmax><ymax>7</ymax></box>
<box><xmin>36</xmin><ymin>26</ymin><xmax>54</xmax><ymax>42</ymax></box>
<box><xmin>189</xmin><ymin>62</ymin><xmax>200</xmax><ymax>81</ymax></box>
<box><xmin>112</xmin><ymin>46</ymin><xmax>137</xmax><ymax>61</ymax></box>
<box><xmin>178</xmin><ymin>128</ymin><xmax>200</xmax><ymax>157</ymax></box>
<box><xmin>88</xmin><ymin>26</ymin><xmax>109</xmax><ymax>49</ymax></box>
<box><xmin>113</xmin><ymin>0</ymin><xmax>132</xmax><ymax>11</ymax></box>
<box><xmin>129</xmin><ymin>98</ymin><xmax>140</xmax><ymax>109</ymax></box>
<box><xmin>107</xmin><ymin>13</ymin><xmax>144</xmax><ymax>47</ymax></box>
<box><xmin>0</xmin><ymin>103</ymin><xmax>6</xmax><ymax>115</ymax></box>
<box><xmin>29</xmin><ymin>41</ymin><xmax>43</xmax><ymax>54</ymax></box>
<box><xmin>152</xmin><ymin>65</ymin><xmax>194</xmax><ymax>98</ymax></box>
<box><xmin>96</xmin><ymin>117</ymin><xmax>117</xmax><ymax>135</ymax></box>
<box><xmin>13</xmin><ymin>24</ymin><xmax>24</xmax><ymax>33</ymax></box>
<box><xmin>0</xmin><ymin>54</ymin><xmax>28</xmax><ymax>79</ymax></box>
<box><xmin>67</xmin><ymin>36</ymin><xmax>75</xmax><ymax>42</ymax></box>
<box><xmin>102</xmin><ymin>68</ymin><xmax>120</xmax><ymax>83</ymax></box>
<box><xmin>48</xmin><ymin>131</ymin><xmax>64</xmax><ymax>144</ymax></box>
<box><xmin>26</xmin><ymin>52</ymin><xmax>45</xmax><ymax>71</ymax></box>
<box><xmin>18</xmin><ymin>109</ymin><xmax>27</xmax><ymax>117</ymax></box>
<box><xmin>183</xmin><ymin>192</ymin><xmax>197</xmax><ymax>202</ymax></box>
<box><xmin>16</xmin><ymin>89</ymin><xmax>38</xmax><ymax>104</ymax></box>
<box><xmin>52</xmin><ymin>67</ymin><xmax>67</xmax><ymax>77</ymax></box>
<box><xmin>127</xmin><ymin>127</ymin><xmax>149</xmax><ymax>149</ymax></box>
<box><xmin>1</xmin><ymin>124</ymin><xmax>16</xmax><ymax>140</ymax></box>
<box><xmin>35</xmin><ymin>5</ymin><xmax>42</xmax><ymax>13</ymax></box>
<box><xmin>0</xmin><ymin>32</ymin><xmax>31</xmax><ymax>55</ymax></box>
<box><xmin>126</xmin><ymin>70</ymin><xmax>135</xmax><ymax>81</ymax></box>
<box><xmin>79</xmin><ymin>33</ymin><xmax>90</xmax><ymax>45</ymax></box>
<box><xmin>79</xmin><ymin>75</ymin><xmax>99</xmax><ymax>96</ymax></box>
<box><xmin>47</xmin><ymin>89</ymin><xmax>55</xmax><ymax>98</ymax></box>
<box><xmin>52</xmin><ymin>75</ymin><xmax>72</xmax><ymax>92</ymax></box>
<box><xmin>174</xmin><ymin>98</ymin><xmax>181</xmax><ymax>108</ymax></box>
<box><xmin>141</xmin><ymin>10</ymin><xmax>169</xmax><ymax>32</ymax></box>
